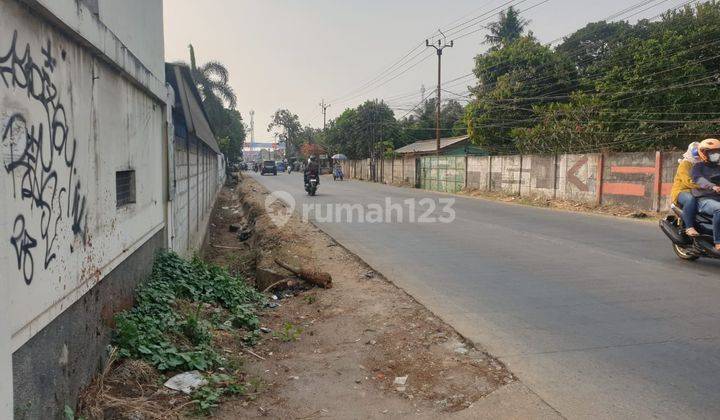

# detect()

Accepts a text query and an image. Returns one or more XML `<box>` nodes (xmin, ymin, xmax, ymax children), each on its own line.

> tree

<box><xmin>466</xmin><ymin>36</ymin><xmax>578</xmax><ymax>152</ymax></box>
<box><xmin>211</xmin><ymin>108</ymin><xmax>246</xmax><ymax>162</ymax></box>
<box><xmin>300</xmin><ymin>143</ymin><xmax>326</xmax><ymax>158</ymax></box>
<box><xmin>268</xmin><ymin>109</ymin><xmax>303</xmax><ymax>156</ymax></box>
<box><xmin>399</xmin><ymin>99</ymin><xmax>467</xmax><ymax>142</ymax></box>
<box><xmin>184</xmin><ymin>45</ymin><xmax>245</xmax><ymax>161</ymax></box>
<box><xmin>188</xmin><ymin>44</ymin><xmax>237</xmax><ymax>109</ymax></box>
<box><xmin>485</xmin><ymin>6</ymin><xmax>530</xmax><ymax>49</ymax></box>
<box><xmin>556</xmin><ymin>21</ymin><xmax>633</xmax><ymax>81</ymax></box>
<box><xmin>516</xmin><ymin>1</ymin><xmax>720</xmax><ymax>153</ymax></box>
<box><xmin>323</xmin><ymin>100</ymin><xmax>402</xmax><ymax>159</ymax></box>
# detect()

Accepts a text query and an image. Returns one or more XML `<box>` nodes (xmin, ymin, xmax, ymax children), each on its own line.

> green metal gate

<box><xmin>418</xmin><ymin>156</ymin><xmax>466</xmax><ymax>193</ymax></box>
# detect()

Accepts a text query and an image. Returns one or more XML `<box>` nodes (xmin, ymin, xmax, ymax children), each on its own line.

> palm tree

<box><xmin>188</xmin><ymin>44</ymin><xmax>237</xmax><ymax>109</ymax></box>
<box><xmin>485</xmin><ymin>6</ymin><xmax>530</xmax><ymax>49</ymax></box>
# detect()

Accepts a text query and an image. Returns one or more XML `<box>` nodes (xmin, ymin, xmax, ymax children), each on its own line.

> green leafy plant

<box><xmin>63</xmin><ymin>405</ymin><xmax>85</xmax><ymax>420</ymax></box>
<box><xmin>193</xmin><ymin>373</ymin><xmax>247</xmax><ymax>415</ymax></box>
<box><xmin>113</xmin><ymin>251</ymin><xmax>263</xmax><ymax>372</ymax></box>
<box><xmin>273</xmin><ymin>322</ymin><xmax>303</xmax><ymax>342</ymax></box>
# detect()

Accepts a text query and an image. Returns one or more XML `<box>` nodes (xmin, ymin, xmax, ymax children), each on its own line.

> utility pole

<box><xmin>248</xmin><ymin>110</ymin><xmax>255</xmax><ymax>150</ymax></box>
<box><xmin>319</xmin><ymin>99</ymin><xmax>331</xmax><ymax>130</ymax></box>
<box><xmin>420</xmin><ymin>84</ymin><xmax>426</xmax><ymax>105</ymax></box>
<box><xmin>426</xmin><ymin>31</ymin><xmax>453</xmax><ymax>156</ymax></box>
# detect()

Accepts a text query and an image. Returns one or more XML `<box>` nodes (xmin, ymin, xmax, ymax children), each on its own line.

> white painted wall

<box><xmin>98</xmin><ymin>0</ymin><xmax>165</xmax><ymax>78</ymax></box>
<box><xmin>0</xmin><ymin>0</ymin><xmax>164</xmax><ymax>351</ymax></box>
<box><xmin>0</xmin><ymin>288</ymin><xmax>10</xmax><ymax>419</ymax></box>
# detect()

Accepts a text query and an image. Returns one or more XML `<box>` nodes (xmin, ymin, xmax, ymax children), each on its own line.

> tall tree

<box><xmin>188</xmin><ymin>44</ymin><xmax>237</xmax><ymax>109</ymax></box>
<box><xmin>186</xmin><ymin>44</ymin><xmax>244</xmax><ymax>161</ymax></box>
<box><xmin>268</xmin><ymin>109</ymin><xmax>303</xmax><ymax>156</ymax></box>
<box><xmin>399</xmin><ymin>99</ymin><xmax>467</xmax><ymax>142</ymax></box>
<box><xmin>324</xmin><ymin>101</ymin><xmax>402</xmax><ymax>159</ymax></box>
<box><xmin>467</xmin><ymin>36</ymin><xmax>578</xmax><ymax>152</ymax></box>
<box><xmin>484</xmin><ymin>6</ymin><xmax>530</xmax><ymax>49</ymax></box>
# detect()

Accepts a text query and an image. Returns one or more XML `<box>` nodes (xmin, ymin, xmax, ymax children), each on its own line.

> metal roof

<box><xmin>166</xmin><ymin>63</ymin><xmax>221</xmax><ymax>154</ymax></box>
<box><xmin>394</xmin><ymin>135</ymin><xmax>469</xmax><ymax>154</ymax></box>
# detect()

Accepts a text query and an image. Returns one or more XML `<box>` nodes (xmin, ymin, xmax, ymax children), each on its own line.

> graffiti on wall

<box><xmin>1</xmin><ymin>30</ymin><xmax>88</xmax><ymax>284</ymax></box>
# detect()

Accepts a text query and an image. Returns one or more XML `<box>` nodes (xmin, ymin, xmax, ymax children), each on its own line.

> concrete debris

<box><xmin>393</xmin><ymin>376</ymin><xmax>408</xmax><ymax>386</ymax></box>
<box><xmin>260</xmin><ymin>327</ymin><xmax>272</xmax><ymax>333</ymax></box>
<box><xmin>454</xmin><ymin>346</ymin><xmax>469</xmax><ymax>355</ymax></box>
<box><xmin>265</xmin><ymin>302</ymin><xmax>280</xmax><ymax>309</ymax></box>
<box><xmin>396</xmin><ymin>386</ymin><xmax>406</xmax><ymax>392</ymax></box>
<box><xmin>163</xmin><ymin>371</ymin><xmax>207</xmax><ymax>395</ymax></box>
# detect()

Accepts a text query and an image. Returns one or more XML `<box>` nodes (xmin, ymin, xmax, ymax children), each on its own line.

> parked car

<box><xmin>260</xmin><ymin>160</ymin><xmax>277</xmax><ymax>175</ymax></box>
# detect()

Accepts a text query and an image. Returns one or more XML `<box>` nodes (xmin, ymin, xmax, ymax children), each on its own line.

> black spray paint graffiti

<box><xmin>1</xmin><ymin>30</ymin><xmax>88</xmax><ymax>284</ymax></box>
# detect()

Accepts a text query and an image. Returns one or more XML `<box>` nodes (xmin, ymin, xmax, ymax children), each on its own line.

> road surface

<box><xmin>250</xmin><ymin>172</ymin><xmax>720</xmax><ymax>419</ymax></box>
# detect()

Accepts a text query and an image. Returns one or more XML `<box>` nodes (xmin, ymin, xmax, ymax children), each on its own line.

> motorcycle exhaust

<box><xmin>694</xmin><ymin>237</ymin><xmax>720</xmax><ymax>257</ymax></box>
<box><xmin>659</xmin><ymin>218</ymin><xmax>692</xmax><ymax>246</ymax></box>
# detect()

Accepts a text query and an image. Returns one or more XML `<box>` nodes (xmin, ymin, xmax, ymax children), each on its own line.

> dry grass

<box><xmin>460</xmin><ymin>188</ymin><xmax>662</xmax><ymax>220</ymax></box>
<box><xmin>78</xmin><ymin>348</ymin><xmax>193</xmax><ymax>420</ymax></box>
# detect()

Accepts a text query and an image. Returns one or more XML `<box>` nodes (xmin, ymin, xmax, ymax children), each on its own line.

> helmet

<box><xmin>308</xmin><ymin>155</ymin><xmax>317</xmax><ymax>163</ymax></box>
<box><xmin>698</xmin><ymin>138</ymin><xmax>720</xmax><ymax>163</ymax></box>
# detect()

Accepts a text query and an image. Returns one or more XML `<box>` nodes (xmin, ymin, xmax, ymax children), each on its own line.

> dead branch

<box><xmin>274</xmin><ymin>259</ymin><xmax>332</xmax><ymax>289</ymax></box>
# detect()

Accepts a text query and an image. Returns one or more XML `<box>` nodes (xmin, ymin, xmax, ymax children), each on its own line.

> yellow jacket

<box><xmin>671</xmin><ymin>160</ymin><xmax>699</xmax><ymax>204</ymax></box>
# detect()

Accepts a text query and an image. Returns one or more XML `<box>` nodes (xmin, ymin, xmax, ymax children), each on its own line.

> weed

<box><xmin>303</xmin><ymin>294</ymin><xmax>317</xmax><ymax>305</ymax></box>
<box><xmin>113</xmin><ymin>251</ymin><xmax>264</xmax><ymax>372</ymax></box>
<box><xmin>101</xmin><ymin>251</ymin><xmax>266</xmax><ymax>415</ymax></box>
<box><xmin>273</xmin><ymin>322</ymin><xmax>303</xmax><ymax>342</ymax></box>
<box><xmin>64</xmin><ymin>405</ymin><xmax>85</xmax><ymax>420</ymax></box>
<box><xmin>193</xmin><ymin>373</ymin><xmax>247</xmax><ymax>415</ymax></box>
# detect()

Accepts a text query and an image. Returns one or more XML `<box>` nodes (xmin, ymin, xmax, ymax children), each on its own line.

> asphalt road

<box><xmin>250</xmin><ymin>171</ymin><xmax>720</xmax><ymax>420</ymax></box>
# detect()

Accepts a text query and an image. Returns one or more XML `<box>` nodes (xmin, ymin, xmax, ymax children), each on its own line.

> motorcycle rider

<box><xmin>671</xmin><ymin>142</ymin><xmax>701</xmax><ymax>236</ymax></box>
<box><xmin>304</xmin><ymin>155</ymin><xmax>320</xmax><ymax>188</ymax></box>
<box><xmin>691</xmin><ymin>138</ymin><xmax>720</xmax><ymax>251</ymax></box>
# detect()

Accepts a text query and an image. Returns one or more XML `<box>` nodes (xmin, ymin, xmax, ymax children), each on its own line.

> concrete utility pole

<box><xmin>319</xmin><ymin>99</ymin><xmax>331</xmax><ymax>130</ymax></box>
<box><xmin>426</xmin><ymin>31</ymin><xmax>453</xmax><ymax>156</ymax></box>
<box><xmin>248</xmin><ymin>110</ymin><xmax>256</xmax><ymax>151</ymax></box>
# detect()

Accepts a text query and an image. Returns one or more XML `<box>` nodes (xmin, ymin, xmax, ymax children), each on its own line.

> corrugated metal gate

<box><xmin>419</xmin><ymin>156</ymin><xmax>466</xmax><ymax>193</ymax></box>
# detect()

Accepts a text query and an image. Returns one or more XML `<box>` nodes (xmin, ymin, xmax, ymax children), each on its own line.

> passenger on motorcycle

<box><xmin>304</xmin><ymin>155</ymin><xmax>320</xmax><ymax>187</ymax></box>
<box><xmin>691</xmin><ymin>138</ymin><xmax>720</xmax><ymax>251</ymax></box>
<box><xmin>671</xmin><ymin>142</ymin><xmax>701</xmax><ymax>236</ymax></box>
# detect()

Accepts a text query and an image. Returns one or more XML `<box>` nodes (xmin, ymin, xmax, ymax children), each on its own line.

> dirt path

<box><xmin>204</xmin><ymin>176</ymin><xmax>519</xmax><ymax>419</ymax></box>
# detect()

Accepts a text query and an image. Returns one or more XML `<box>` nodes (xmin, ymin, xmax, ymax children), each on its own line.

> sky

<box><xmin>163</xmin><ymin>0</ymin><xmax>692</xmax><ymax>142</ymax></box>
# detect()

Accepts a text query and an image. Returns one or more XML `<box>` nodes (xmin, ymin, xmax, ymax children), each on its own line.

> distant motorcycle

<box><xmin>305</xmin><ymin>175</ymin><xmax>319</xmax><ymax>196</ymax></box>
<box><xmin>333</xmin><ymin>166</ymin><xmax>344</xmax><ymax>181</ymax></box>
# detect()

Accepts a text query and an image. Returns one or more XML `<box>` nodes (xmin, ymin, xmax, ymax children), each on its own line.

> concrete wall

<box><xmin>170</xmin><ymin>138</ymin><xmax>220</xmax><ymax>256</ymax></box>
<box><xmin>12</xmin><ymin>229</ymin><xmax>164</xmax><ymax>419</ymax></box>
<box><xmin>0</xmin><ymin>0</ymin><xmax>165</xmax><ymax>417</ymax></box>
<box><xmin>343</xmin><ymin>150</ymin><xmax>683</xmax><ymax>212</ymax></box>
<box><xmin>97</xmin><ymin>0</ymin><xmax>165</xmax><ymax>77</ymax></box>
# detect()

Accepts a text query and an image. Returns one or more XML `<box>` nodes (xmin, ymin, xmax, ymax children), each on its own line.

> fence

<box><xmin>341</xmin><ymin>151</ymin><xmax>685</xmax><ymax>212</ymax></box>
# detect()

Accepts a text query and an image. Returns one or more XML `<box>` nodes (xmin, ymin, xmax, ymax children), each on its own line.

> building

<box><xmin>0</xmin><ymin>1</ymin><xmax>224</xmax><ymax>417</ymax></box>
<box><xmin>394</xmin><ymin>135</ymin><xmax>486</xmax><ymax>157</ymax></box>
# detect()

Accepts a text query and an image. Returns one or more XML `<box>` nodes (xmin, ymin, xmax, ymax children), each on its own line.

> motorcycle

<box><xmin>305</xmin><ymin>175</ymin><xmax>319</xmax><ymax>196</ymax></box>
<box><xmin>287</xmin><ymin>165</ymin><xmax>292</xmax><ymax>174</ymax></box>
<box><xmin>660</xmin><ymin>202</ymin><xmax>720</xmax><ymax>261</ymax></box>
<box><xmin>333</xmin><ymin>166</ymin><xmax>344</xmax><ymax>181</ymax></box>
